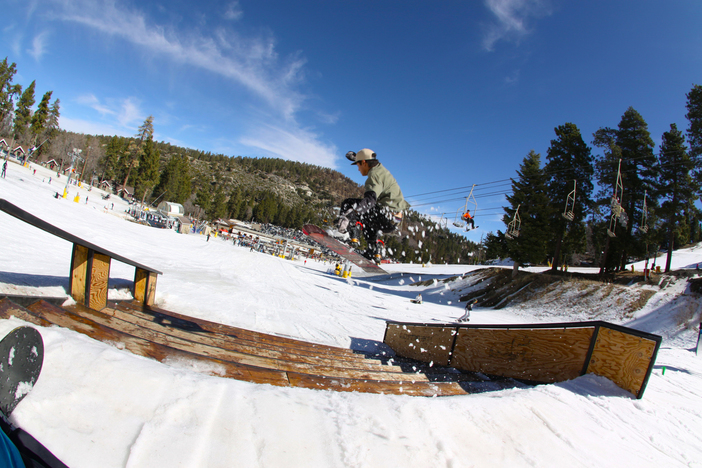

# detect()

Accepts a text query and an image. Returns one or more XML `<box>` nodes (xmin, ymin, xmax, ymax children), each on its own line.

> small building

<box><xmin>43</xmin><ymin>159</ymin><xmax>60</xmax><ymax>171</ymax></box>
<box><xmin>157</xmin><ymin>201</ymin><xmax>185</xmax><ymax>218</ymax></box>
<box><xmin>116</xmin><ymin>185</ymin><xmax>134</xmax><ymax>199</ymax></box>
<box><xmin>176</xmin><ymin>216</ymin><xmax>193</xmax><ymax>234</ymax></box>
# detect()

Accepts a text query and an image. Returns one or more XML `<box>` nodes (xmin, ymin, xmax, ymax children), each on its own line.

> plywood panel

<box><xmin>145</xmin><ymin>272</ymin><xmax>157</xmax><ymax>306</ymax></box>
<box><xmin>450</xmin><ymin>327</ymin><xmax>595</xmax><ymax>383</ymax></box>
<box><xmin>134</xmin><ymin>270</ymin><xmax>158</xmax><ymax>306</ymax></box>
<box><xmin>69</xmin><ymin>244</ymin><xmax>88</xmax><ymax>304</ymax></box>
<box><xmin>134</xmin><ymin>268</ymin><xmax>148</xmax><ymax>303</ymax></box>
<box><xmin>88</xmin><ymin>251</ymin><xmax>111</xmax><ymax>310</ymax></box>
<box><xmin>586</xmin><ymin>326</ymin><xmax>658</xmax><ymax>398</ymax></box>
<box><xmin>384</xmin><ymin>323</ymin><xmax>456</xmax><ymax>366</ymax></box>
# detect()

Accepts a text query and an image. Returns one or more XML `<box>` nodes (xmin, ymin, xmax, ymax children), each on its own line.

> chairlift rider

<box><xmin>461</xmin><ymin>210</ymin><xmax>475</xmax><ymax>230</ymax></box>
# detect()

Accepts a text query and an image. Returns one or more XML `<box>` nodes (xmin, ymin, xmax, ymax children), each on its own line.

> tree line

<box><xmin>0</xmin><ymin>57</ymin><xmax>60</xmax><ymax>155</ymax></box>
<box><xmin>485</xmin><ymin>84</ymin><xmax>702</xmax><ymax>273</ymax></box>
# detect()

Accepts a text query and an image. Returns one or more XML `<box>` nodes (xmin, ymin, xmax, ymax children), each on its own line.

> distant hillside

<box><xmin>37</xmin><ymin>130</ymin><xmax>478</xmax><ymax>263</ymax></box>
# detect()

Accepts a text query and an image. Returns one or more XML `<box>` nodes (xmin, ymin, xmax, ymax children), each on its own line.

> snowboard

<box><xmin>302</xmin><ymin>224</ymin><xmax>387</xmax><ymax>275</ymax></box>
<box><xmin>0</xmin><ymin>327</ymin><xmax>44</xmax><ymax>416</ymax></box>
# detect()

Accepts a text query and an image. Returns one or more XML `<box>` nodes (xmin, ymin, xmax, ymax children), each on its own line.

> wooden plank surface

<box><xmin>3</xmin><ymin>299</ymin><xmax>289</xmax><ymax>386</ymax></box>
<box><xmin>62</xmin><ymin>303</ymin><xmax>436</xmax><ymax>382</ymax></box>
<box><xmin>287</xmin><ymin>372</ymin><xmax>469</xmax><ymax>397</ymax></box>
<box><xmin>0</xmin><ymin>298</ymin><xmax>477</xmax><ymax>396</ymax></box>
<box><xmin>0</xmin><ymin>299</ymin><xmax>53</xmax><ymax>327</ymax></box>
<box><xmin>383</xmin><ymin>323</ymin><xmax>457</xmax><ymax>366</ymax></box>
<box><xmin>111</xmin><ymin>302</ymin><xmax>482</xmax><ymax>383</ymax></box>
<box><xmin>117</xmin><ymin>301</ymin><xmax>371</xmax><ymax>359</ymax></box>
<box><xmin>586</xmin><ymin>326</ymin><xmax>659</xmax><ymax>398</ymax></box>
<box><xmin>450</xmin><ymin>327</ymin><xmax>595</xmax><ymax>383</ymax></box>
<box><xmin>102</xmin><ymin>304</ymin><xmax>414</xmax><ymax>374</ymax></box>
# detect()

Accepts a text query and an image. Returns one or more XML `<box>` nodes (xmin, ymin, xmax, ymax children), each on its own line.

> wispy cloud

<box><xmin>224</xmin><ymin>1</ymin><xmax>243</xmax><ymax>21</ymax></box>
<box><xmin>51</xmin><ymin>0</ymin><xmax>305</xmax><ymax>121</ymax></box>
<box><xmin>482</xmin><ymin>0</ymin><xmax>551</xmax><ymax>51</ymax></box>
<box><xmin>43</xmin><ymin>0</ymin><xmax>340</xmax><ymax>167</ymax></box>
<box><xmin>240</xmin><ymin>122</ymin><xmax>338</xmax><ymax>169</ymax></box>
<box><xmin>75</xmin><ymin>94</ymin><xmax>145</xmax><ymax>131</ymax></box>
<box><xmin>504</xmin><ymin>69</ymin><xmax>520</xmax><ymax>85</ymax></box>
<box><xmin>28</xmin><ymin>30</ymin><xmax>50</xmax><ymax>61</ymax></box>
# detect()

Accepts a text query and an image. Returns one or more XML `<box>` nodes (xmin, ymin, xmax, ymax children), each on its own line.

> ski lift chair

<box><xmin>453</xmin><ymin>185</ymin><xmax>478</xmax><ymax>229</ymax></box>
<box><xmin>639</xmin><ymin>191</ymin><xmax>649</xmax><ymax>234</ymax></box>
<box><xmin>607</xmin><ymin>211</ymin><xmax>620</xmax><ymax>238</ymax></box>
<box><xmin>505</xmin><ymin>205</ymin><xmax>521</xmax><ymax>240</ymax></box>
<box><xmin>562</xmin><ymin>180</ymin><xmax>576</xmax><ymax>222</ymax></box>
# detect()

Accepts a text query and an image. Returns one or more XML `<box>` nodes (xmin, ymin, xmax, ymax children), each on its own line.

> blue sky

<box><xmin>4</xmin><ymin>0</ymin><xmax>702</xmax><ymax>239</ymax></box>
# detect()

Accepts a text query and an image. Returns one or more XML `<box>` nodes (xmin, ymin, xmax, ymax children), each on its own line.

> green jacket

<box><xmin>364</xmin><ymin>163</ymin><xmax>410</xmax><ymax>212</ymax></box>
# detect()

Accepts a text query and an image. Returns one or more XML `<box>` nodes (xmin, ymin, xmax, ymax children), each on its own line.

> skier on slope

<box><xmin>333</xmin><ymin>149</ymin><xmax>410</xmax><ymax>263</ymax></box>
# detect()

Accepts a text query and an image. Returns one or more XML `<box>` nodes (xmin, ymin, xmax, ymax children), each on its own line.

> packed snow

<box><xmin>0</xmin><ymin>158</ymin><xmax>701</xmax><ymax>467</ymax></box>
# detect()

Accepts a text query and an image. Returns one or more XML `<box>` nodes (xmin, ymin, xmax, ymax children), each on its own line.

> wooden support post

<box><xmin>69</xmin><ymin>244</ymin><xmax>88</xmax><ymax>305</ymax></box>
<box><xmin>69</xmin><ymin>244</ymin><xmax>111</xmax><ymax>310</ymax></box>
<box><xmin>134</xmin><ymin>268</ymin><xmax>158</xmax><ymax>306</ymax></box>
<box><xmin>87</xmin><ymin>251</ymin><xmax>111</xmax><ymax>310</ymax></box>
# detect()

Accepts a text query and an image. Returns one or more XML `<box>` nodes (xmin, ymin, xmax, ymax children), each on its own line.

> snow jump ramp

<box><xmin>383</xmin><ymin>320</ymin><xmax>661</xmax><ymax>399</ymax></box>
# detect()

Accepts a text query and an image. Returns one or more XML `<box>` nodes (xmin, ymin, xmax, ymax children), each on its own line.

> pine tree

<box><xmin>686</xmin><ymin>84</ymin><xmax>702</xmax><ymax>160</ymax></box>
<box><xmin>34</xmin><ymin>98</ymin><xmax>61</xmax><ymax>160</ymax></box>
<box><xmin>13</xmin><ymin>80</ymin><xmax>35</xmax><ymax>144</ymax></box>
<box><xmin>209</xmin><ymin>186</ymin><xmax>227</xmax><ymax>220</ymax></box>
<box><xmin>656</xmin><ymin>124</ymin><xmax>699</xmax><ymax>271</ymax></box>
<box><xmin>194</xmin><ymin>187</ymin><xmax>212</xmax><ymax>220</ymax></box>
<box><xmin>503</xmin><ymin>150</ymin><xmax>551</xmax><ymax>266</ymax></box>
<box><xmin>544</xmin><ymin>122</ymin><xmax>594</xmax><ymax>271</ymax></box>
<box><xmin>0</xmin><ymin>58</ymin><xmax>21</xmax><ymax>135</ymax></box>
<box><xmin>153</xmin><ymin>155</ymin><xmax>191</xmax><ymax>204</ymax></box>
<box><xmin>29</xmin><ymin>91</ymin><xmax>52</xmax><ymax>145</ymax></box>
<box><xmin>99</xmin><ymin>136</ymin><xmax>125</xmax><ymax>182</ymax></box>
<box><xmin>135</xmin><ymin>136</ymin><xmax>160</xmax><ymax>203</ymax></box>
<box><xmin>593</xmin><ymin>107</ymin><xmax>657</xmax><ymax>271</ymax></box>
<box><xmin>120</xmin><ymin>116</ymin><xmax>154</xmax><ymax>194</ymax></box>
<box><xmin>226</xmin><ymin>187</ymin><xmax>243</xmax><ymax>219</ymax></box>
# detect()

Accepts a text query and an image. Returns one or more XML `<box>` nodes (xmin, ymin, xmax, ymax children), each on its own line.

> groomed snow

<box><xmin>1</xmin><ymin>159</ymin><xmax>701</xmax><ymax>467</ymax></box>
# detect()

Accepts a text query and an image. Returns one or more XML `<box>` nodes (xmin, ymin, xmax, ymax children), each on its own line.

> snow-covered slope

<box><xmin>0</xmin><ymin>160</ymin><xmax>701</xmax><ymax>467</ymax></box>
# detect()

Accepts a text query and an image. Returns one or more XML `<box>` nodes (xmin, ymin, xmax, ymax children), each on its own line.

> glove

<box><xmin>345</xmin><ymin>151</ymin><xmax>357</xmax><ymax>162</ymax></box>
<box><xmin>336</xmin><ymin>215</ymin><xmax>350</xmax><ymax>234</ymax></box>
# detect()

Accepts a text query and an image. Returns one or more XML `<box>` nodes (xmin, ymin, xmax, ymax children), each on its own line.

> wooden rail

<box><xmin>0</xmin><ymin>198</ymin><xmax>161</xmax><ymax>309</ymax></box>
<box><xmin>383</xmin><ymin>320</ymin><xmax>661</xmax><ymax>399</ymax></box>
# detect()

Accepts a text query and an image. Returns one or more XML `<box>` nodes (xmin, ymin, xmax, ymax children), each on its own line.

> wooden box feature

<box><xmin>586</xmin><ymin>326</ymin><xmax>659</xmax><ymax>398</ymax></box>
<box><xmin>134</xmin><ymin>269</ymin><xmax>158</xmax><ymax>306</ymax></box>
<box><xmin>450</xmin><ymin>327</ymin><xmax>595</xmax><ymax>383</ymax></box>
<box><xmin>383</xmin><ymin>323</ymin><xmax>457</xmax><ymax>366</ymax></box>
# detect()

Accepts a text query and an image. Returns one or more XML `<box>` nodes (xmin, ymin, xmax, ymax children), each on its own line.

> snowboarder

<box><xmin>458</xmin><ymin>299</ymin><xmax>478</xmax><ymax>322</ymax></box>
<box><xmin>1</xmin><ymin>161</ymin><xmax>6</xmax><ymax>178</ymax></box>
<box><xmin>333</xmin><ymin>149</ymin><xmax>410</xmax><ymax>263</ymax></box>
